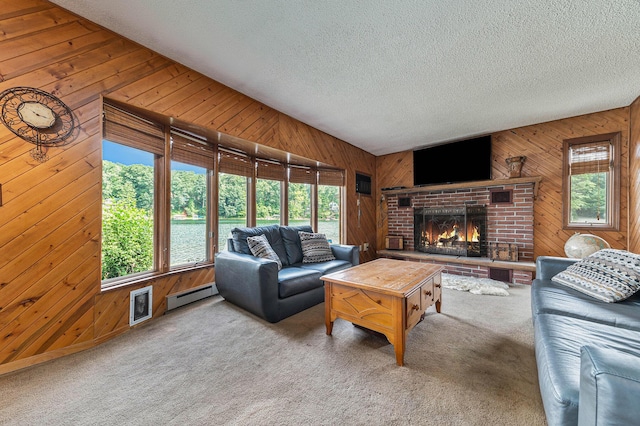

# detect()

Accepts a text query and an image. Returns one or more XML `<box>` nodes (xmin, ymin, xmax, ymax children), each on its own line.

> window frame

<box><xmin>562</xmin><ymin>132</ymin><xmax>621</xmax><ymax>231</ymax></box>
<box><xmin>101</xmin><ymin>103</ymin><xmax>166</xmax><ymax>287</ymax></box>
<box><xmin>169</xmin><ymin>130</ymin><xmax>216</xmax><ymax>269</ymax></box>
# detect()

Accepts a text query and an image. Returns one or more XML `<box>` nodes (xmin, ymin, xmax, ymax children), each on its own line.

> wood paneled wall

<box><xmin>377</xmin><ymin>107</ymin><xmax>632</xmax><ymax>257</ymax></box>
<box><xmin>0</xmin><ymin>0</ymin><xmax>375</xmax><ymax>374</ymax></box>
<box><xmin>375</xmin><ymin>152</ymin><xmax>413</xmax><ymax>250</ymax></box>
<box><xmin>629</xmin><ymin>97</ymin><xmax>640</xmax><ymax>253</ymax></box>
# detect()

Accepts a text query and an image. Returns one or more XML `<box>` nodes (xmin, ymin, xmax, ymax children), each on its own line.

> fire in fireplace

<box><xmin>414</xmin><ymin>206</ymin><xmax>487</xmax><ymax>257</ymax></box>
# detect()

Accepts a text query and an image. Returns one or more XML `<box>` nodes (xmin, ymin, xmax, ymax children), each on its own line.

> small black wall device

<box><xmin>355</xmin><ymin>172</ymin><xmax>371</xmax><ymax>195</ymax></box>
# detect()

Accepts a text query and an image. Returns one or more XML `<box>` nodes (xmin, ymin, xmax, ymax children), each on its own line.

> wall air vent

<box><xmin>490</xmin><ymin>189</ymin><xmax>512</xmax><ymax>204</ymax></box>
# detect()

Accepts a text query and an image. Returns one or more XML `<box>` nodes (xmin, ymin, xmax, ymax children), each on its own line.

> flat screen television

<box><xmin>413</xmin><ymin>135</ymin><xmax>492</xmax><ymax>186</ymax></box>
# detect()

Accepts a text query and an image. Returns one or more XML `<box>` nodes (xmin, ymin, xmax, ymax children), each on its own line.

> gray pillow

<box><xmin>279</xmin><ymin>225</ymin><xmax>313</xmax><ymax>264</ymax></box>
<box><xmin>231</xmin><ymin>225</ymin><xmax>287</xmax><ymax>265</ymax></box>
<box><xmin>298</xmin><ymin>231</ymin><xmax>335</xmax><ymax>263</ymax></box>
<box><xmin>552</xmin><ymin>249</ymin><xmax>640</xmax><ymax>303</ymax></box>
<box><xmin>247</xmin><ymin>234</ymin><xmax>282</xmax><ymax>270</ymax></box>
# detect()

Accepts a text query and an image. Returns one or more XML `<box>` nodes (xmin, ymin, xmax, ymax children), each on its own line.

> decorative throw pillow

<box><xmin>298</xmin><ymin>231</ymin><xmax>336</xmax><ymax>263</ymax></box>
<box><xmin>247</xmin><ymin>234</ymin><xmax>282</xmax><ymax>270</ymax></box>
<box><xmin>551</xmin><ymin>249</ymin><xmax>640</xmax><ymax>303</ymax></box>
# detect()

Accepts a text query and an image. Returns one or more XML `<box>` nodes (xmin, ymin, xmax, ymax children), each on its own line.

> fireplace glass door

<box><xmin>414</xmin><ymin>206</ymin><xmax>487</xmax><ymax>257</ymax></box>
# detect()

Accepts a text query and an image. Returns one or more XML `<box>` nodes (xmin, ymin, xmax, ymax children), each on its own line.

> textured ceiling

<box><xmin>51</xmin><ymin>0</ymin><xmax>640</xmax><ymax>156</ymax></box>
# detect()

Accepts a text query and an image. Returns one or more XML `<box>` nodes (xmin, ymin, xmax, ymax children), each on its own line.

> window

<box><xmin>563</xmin><ymin>132</ymin><xmax>620</xmax><ymax>230</ymax></box>
<box><xmin>218</xmin><ymin>149</ymin><xmax>251</xmax><ymax>250</ymax></box>
<box><xmin>256</xmin><ymin>160</ymin><xmax>285</xmax><ymax>227</ymax></box>
<box><xmin>102</xmin><ymin>104</ymin><xmax>165</xmax><ymax>282</ymax></box>
<box><xmin>288</xmin><ymin>166</ymin><xmax>314</xmax><ymax>227</ymax></box>
<box><xmin>317</xmin><ymin>168</ymin><xmax>344</xmax><ymax>243</ymax></box>
<box><xmin>170</xmin><ymin>131</ymin><xmax>215</xmax><ymax>267</ymax></box>
<box><xmin>102</xmin><ymin>102</ymin><xmax>346</xmax><ymax>285</ymax></box>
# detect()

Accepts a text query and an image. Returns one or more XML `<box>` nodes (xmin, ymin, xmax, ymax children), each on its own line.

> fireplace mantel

<box><xmin>382</xmin><ymin>176</ymin><xmax>542</xmax><ymax>198</ymax></box>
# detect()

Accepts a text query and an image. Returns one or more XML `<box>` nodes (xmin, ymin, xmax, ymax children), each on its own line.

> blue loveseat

<box><xmin>531</xmin><ymin>256</ymin><xmax>640</xmax><ymax>426</ymax></box>
<box><xmin>214</xmin><ymin>224</ymin><xmax>358</xmax><ymax>323</ymax></box>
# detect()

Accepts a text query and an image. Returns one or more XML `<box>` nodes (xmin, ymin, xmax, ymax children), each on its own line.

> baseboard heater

<box><xmin>166</xmin><ymin>284</ymin><xmax>217</xmax><ymax>311</ymax></box>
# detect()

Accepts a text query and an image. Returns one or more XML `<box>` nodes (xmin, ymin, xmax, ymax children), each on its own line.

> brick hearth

<box><xmin>382</xmin><ymin>179</ymin><xmax>537</xmax><ymax>285</ymax></box>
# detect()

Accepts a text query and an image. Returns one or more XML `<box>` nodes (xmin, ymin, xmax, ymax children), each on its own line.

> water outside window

<box><xmin>170</xmin><ymin>160</ymin><xmax>208</xmax><ymax>266</ymax></box>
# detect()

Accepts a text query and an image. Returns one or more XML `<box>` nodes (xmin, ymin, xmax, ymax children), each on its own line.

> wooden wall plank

<box><xmin>0</xmin><ymin>21</ymin><xmax>93</xmax><ymax>62</ymax></box>
<box><xmin>0</xmin><ymin>0</ymin><xmax>53</xmax><ymax>20</ymax></box>
<box><xmin>108</xmin><ymin>63</ymin><xmax>189</xmax><ymax>102</ymax></box>
<box><xmin>0</xmin><ymin>184</ymin><xmax>100</xmax><ymax>270</ymax></box>
<box><xmin>0</xmin><ymin>7</ymin><xmax>76</xmax><ymax>42</ymax></box>
<box><xmin>629</xmin><ymin>97</ymin><xmax>640</xmax><ymax>252</ymax></box>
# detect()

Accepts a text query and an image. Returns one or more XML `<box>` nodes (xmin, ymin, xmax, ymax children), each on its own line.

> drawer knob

<box><xmin>435</xmin><ymin>283</ymin><xmax>442</xmax><ymax>288</ymax></box>
<box><xmin>411</xmin><ymin>304</ymin><xmax>420</xmax><ymax>311</ymax></box>
<box><xmin>424</xmin><ymin>290</ymin><xmax>432</xmax><ymax>296</ymax></box>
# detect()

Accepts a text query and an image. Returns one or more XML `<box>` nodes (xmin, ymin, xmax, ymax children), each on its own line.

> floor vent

<box><xmin>489</xmin><ymin>268</ymin><xmax>513</xmax><ymax>283</ymax></box>
<box><xmin>166</xmin><ymin>284</ymin><xmax>216</xmax><ymax>311</ymax></box>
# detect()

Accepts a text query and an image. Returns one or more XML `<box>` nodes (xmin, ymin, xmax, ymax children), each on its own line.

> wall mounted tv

<box><xmin>413</xmin><ymin>135</ymin><xmax>492</xmax><ymax>186</ymax></box>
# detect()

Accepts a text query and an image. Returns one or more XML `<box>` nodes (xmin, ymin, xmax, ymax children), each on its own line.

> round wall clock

<box><xmin>0</xmin><ymin>86</ymin><xmax>75</xmax><ymax>162</ymax></box>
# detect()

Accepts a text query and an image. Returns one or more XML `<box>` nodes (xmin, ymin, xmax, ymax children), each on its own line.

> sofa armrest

<box><xmin>536</xmin><ymin>256</ymin><xmax>578</xmax><ymax>280</ymax></box>
<box><xmin>331</xmin><ymin>244</ymin><xmax>359</xmax><ymax>265</ymax></box>
<box><xmin>578</xmin><ymin>345</ymin><xmax>640</xmax><ymax>426</ymax></box>
<box><xmin>214</xmin><ymin>251</ymin><xmax>280</xmax><ymax>321</ymax></box>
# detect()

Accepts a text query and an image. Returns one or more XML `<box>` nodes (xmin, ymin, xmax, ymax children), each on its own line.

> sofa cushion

<box><xmin>299</xmin><ymin>231</ymin><xmax>336</xmax><ymax>263</ymax></box>
<box><xmin>534</xmin><ymin>313</ymin><xmax>640</xmax><ymax>426</ymax></box>
<box><xmin>532</xmin><ymin>278</ymin><xmax>640</xmax><ymax>331</ymax></box>
<box><xmin>278</xmin><ymin>267</ymin><xmax>322</xmax><ymax>298</ymax></box>
<box><xmin>247</xmin><ymin>234</ymin><xmax>282</xmax><ymax>270</ymax></box>
<box><xmin>298</xmin><ymin>259</ymin><xmax>351</xmax><ymax>275</ymax></box>
<box><xmin>231</xmin><ymin>225</ymin><xmax>288</xmax><ymax>266</ymax></box>
<box><xmin>279</xmin><ymin>225</ymin><xmax>313</xmax><ymax>265</ymax></box>
<box><xmin>579</xmin><ymin>345</ymin><xmax>640</xmax><ymax>426</ymax></box>
<box><xmin>552</xmin><ymin>249</ymin><xmax>640</xmax><ymax>303</ymax></box>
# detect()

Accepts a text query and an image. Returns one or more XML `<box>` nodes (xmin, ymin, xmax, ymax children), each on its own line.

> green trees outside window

<box><xmin>256</xmin><ymin>178</ymin><xmax>281</xmax><ymax>221</ymax></box>
<box><xmin>102</xmin><ymin>144</ymin><xmax>155</xmax><ymax>280</ymax></box>
<box><xmin>288</xmin><ymin>182</ymin><xmax>311</xmax><ymax>225</ymax></box>
<box><xmin>569</xmin><ymin>173</ymin><xmax>608</xmax><ymax>223</ymax></box>
<box><xmin>317</xmin><ymin>185</ymin><xmax>340</xmax><ymax>243</ymax></box>
<box><xmin>218</xmin><ymin>173</ymin><xmax>248</xmax><ymax>250</ymax></box>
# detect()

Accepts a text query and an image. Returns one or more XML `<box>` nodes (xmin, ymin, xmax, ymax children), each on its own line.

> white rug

<box><xmin>441</xmin><ymin>273</ymin><xmax>510</xmax><ymax>296</ymax></box>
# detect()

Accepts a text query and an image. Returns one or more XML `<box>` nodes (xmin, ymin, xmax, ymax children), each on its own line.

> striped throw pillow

<box><xmin>298</xmin><ymin>231</ymin><xmax>335</xmax><ymax>263</ymax></box>
<box><xmin>552</xmin><ymin>249</ymin><xmax>640</xmax><ymax>302</ymax></box>
<box><xmin>247</xmin><ymin>234</ymin><xmax>282</xmax><ymax>270</ymax></box>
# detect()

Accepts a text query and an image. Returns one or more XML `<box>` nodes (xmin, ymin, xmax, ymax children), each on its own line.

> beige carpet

<box><xmin>0</xmin><ymin>285</ymin><xmax>546</xmax><ymax>426</ymax></box>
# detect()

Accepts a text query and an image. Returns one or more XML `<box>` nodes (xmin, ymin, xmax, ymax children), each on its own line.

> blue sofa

<box><xmin>214</xmin><ymin>224</ymin><xmax>359</xmax><ymax>323</ymax></box>
<box><xmin>531</xmin><ymin>256</ymin><xmax>640</xmax><ymax>426</ymax></box>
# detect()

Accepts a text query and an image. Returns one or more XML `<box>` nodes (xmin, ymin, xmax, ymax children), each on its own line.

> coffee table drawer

<box><xmin>420</xmin><ymin>278</ymin><xmax>435</xmax><ymax>308</ymax></box>
<box><xmin>406</xmin><ymin>289</ymin><xmax>422</xmax><ymax>329</ymax></box>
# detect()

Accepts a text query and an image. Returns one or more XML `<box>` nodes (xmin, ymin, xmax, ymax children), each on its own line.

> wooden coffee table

<box><xmin>321</xmin><ymin>258</ymin><xmax>442</xmax><ymax>366</ymax></box>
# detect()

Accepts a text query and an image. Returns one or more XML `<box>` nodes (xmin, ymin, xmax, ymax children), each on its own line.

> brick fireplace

<box><xmin>383</xmin><ymin>179</ymin><xmax>537</xmax><ymax>284</ymax></box>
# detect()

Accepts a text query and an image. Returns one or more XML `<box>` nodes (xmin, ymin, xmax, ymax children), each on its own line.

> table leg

<box><xmin>394</xmin><ymin>297</ymin><xmax>405</xmax><ymax>366</ymax></box>
<box><xmin>325</xmin><ymin>283</ymin><xmax>333</xmax><ymax>335</ymax></box>
<box><xmin>394</xmin><ymin>343</ymin><xmax>405</xmax><ymax>366</ymax></box>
